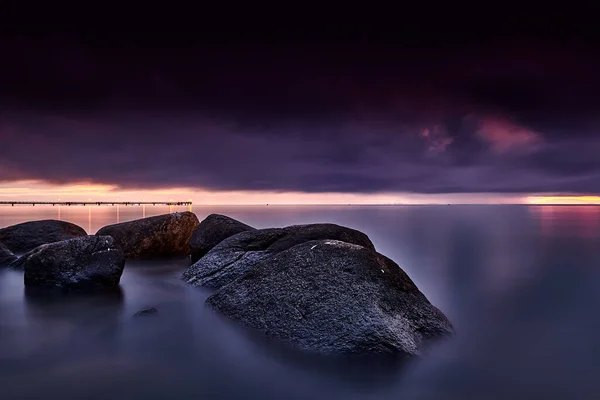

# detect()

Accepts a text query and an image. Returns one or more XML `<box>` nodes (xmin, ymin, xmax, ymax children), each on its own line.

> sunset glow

<box><xmin>0</xmin><ymin>180</ymin><xmax>559</xmax><ymax>205</ymax></box>
<box><xmin>526</xmin><ymin>196</ymin><xmax>600</xmax><ymax>205</ymax></box>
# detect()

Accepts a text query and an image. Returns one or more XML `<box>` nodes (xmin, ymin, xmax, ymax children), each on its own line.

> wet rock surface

<box><xmin>182</xmin><ymin>222</ymin><xmax>375</xmax><ymax>288</ymax></box>
<box><xmin>96</xmin><ymin>212</ymin><xmax>199</xmax><ymax>259</ymax></box>
<box><xmin>12</xmin><ymin>235</ymin><xmax>125</xmax><ymax>291</ymax></box>
<box><xmin>206</xmin><ymin>239</ymin><xmax>454</xmax><ymax>356</ymax></box>
<box><xmin>0</xmin><ymin>219</ymin><xmax>87</xmax><ymax>253</ymax></box>
<box><xmin>189</xmin><ymin>214</ymin><xmax>255</xmax><ymax>263</ymax></box>
<box><xmin>0</xmin><ymin>241</ymin><xmax>17</xmax><ymax>266</ymax></box>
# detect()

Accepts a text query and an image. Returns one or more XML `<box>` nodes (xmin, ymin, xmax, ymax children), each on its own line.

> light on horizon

<box><xmin>526</xmin><ymin>196</ymin><xmax>600</xmax><ymax>205</ymax></box>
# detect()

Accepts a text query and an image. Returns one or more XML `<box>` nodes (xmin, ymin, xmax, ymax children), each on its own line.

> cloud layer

<box><xmin>0</xmin><ymin>38</ymin><xmax>599</xmax><ymax>195</ymax></box>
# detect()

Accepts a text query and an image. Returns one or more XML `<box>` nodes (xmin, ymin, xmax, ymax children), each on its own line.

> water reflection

<box><xmin>0</xmin><ymin>205</ymin><xmax>190</xmax><ymax>233</ymax></box>
<box><xmin>529</xmin><ymin>205</ymin><xmax>600</xmax><ymax>238</ymax></box>
<box><xmin>24</xmin><ymin>285</ymin><xmax>124</xmax><ymax>312</ymax></box>
<box><xmin>23</xmin><ymin>286</ymin><xmax>125</xmax><ymax>349</ymax></box>
<box><xmin>227</xmin><ymin>316</ymin><xmax>413</xmax><ymax>388</ymax></box>
<box><xmin>1</xmin><ymin>205</ymin><xmax>600</xmax><ymax>399</ymax></box>
<box><xmin>445</xmin><ymin>221</ymin><xmax>486</xmax><ymax>313</ymax></box>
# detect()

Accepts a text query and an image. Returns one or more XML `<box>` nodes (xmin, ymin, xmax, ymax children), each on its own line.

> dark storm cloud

<box><xmin>0</xmin><ymin>36</ymin><xmax>599</xmax><ymax>194</ymax></box>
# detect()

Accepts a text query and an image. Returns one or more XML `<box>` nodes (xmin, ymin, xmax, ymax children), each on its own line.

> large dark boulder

<box><xmin>10</xmin><ymin>235</ymin><xmax>125</xmax><ymax>291</ymax></box>
<box><xmin>182</xmin><ymin>223</ymin><xmax>375</xmax><ymax>288</ymax></box>
<box><xmin>0</xmin><ymin>220</ymin><xmax>87</xmax><ymax>253</ymax></box>
<box><xmin>189</xmin><ymin>214</ymin><xmax>255</xmax><ymax>263</ymax></box>
<box><xmin>206</xmin><ymin>239</ymin><xmax>454</xmax><ymax>356</ymax></box>
<box><xmin>0</xmin><ymin>241</ymin><xmax>17</xmax><ymax>266</ymax></box>
<box><xmin>96</xmin><ymin>212</ymin><xmax>199</xmax><ymax>259</ymax></box>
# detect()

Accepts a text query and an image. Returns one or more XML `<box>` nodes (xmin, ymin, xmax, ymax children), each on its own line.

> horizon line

<box><xmin>2</xmin><ymin>202</ymin><xmax>600</xmax><ymax>207</ymax></box>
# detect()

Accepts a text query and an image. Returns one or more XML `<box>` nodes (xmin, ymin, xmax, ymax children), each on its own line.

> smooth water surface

<box><xmin>1</xmin><ymin>204</ymin><xmax>600</xmax><ymax>399</ymax></box>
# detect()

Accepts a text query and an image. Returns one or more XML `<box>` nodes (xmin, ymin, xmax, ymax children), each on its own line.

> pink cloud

<box><xmin>476</xmin><ymin>116</ymin><xmax>542</xmax><ymax>153</ymax></box>
<box><xmin>420</xmin><ymin>124</ymin><xmax>454</xmax><ymax>153</ymax></box>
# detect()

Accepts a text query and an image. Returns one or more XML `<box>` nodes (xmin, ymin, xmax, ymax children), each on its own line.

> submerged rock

<box><xmin>133</xmin><ymin>307</ymin><xmax>158</xmax><ymax>317</ymax></box>
<box><xmin>12</xmin><ymin>235</ymin><xmax>125</xmax><ymax>291</ymax></box>
<box><xmin>0</xmin><ymin>241</ymin><xmax>17</xmax><ymax>266</ymax></box>
<box><xmin>0</xmin><ymin>219</ymin><xmax>87</xmax><ymax>253</ymax></box>
<box><xmin>189</xmin><ymin>214</ymin><xmax>255</xmax><ymax>263</ymax></box>
<box><xmin>96</xmin><ymin>212</ymin><xmax>199</xmax><ymax>259</ymax></box>
<box><xmin>182</xmin><ymin>223</ymin><xmax>375</xmax><ymax>288</ymax></box>
<box><xmin>206</xmin><ymin>239</ymin><xmax>454</xmax><ymax>356</ymax></box>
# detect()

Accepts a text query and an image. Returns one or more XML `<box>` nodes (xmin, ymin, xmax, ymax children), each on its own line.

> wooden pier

<box><xmin>0</xmin><ymin>201</ymin><xmax>192</xmax><ymax>207</ymax></box>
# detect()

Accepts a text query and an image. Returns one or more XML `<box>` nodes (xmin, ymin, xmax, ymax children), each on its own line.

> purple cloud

<box><xmin>0</xmin><ymin>38</ymin><xmax>599</xmax><ymax>195</ymax></box>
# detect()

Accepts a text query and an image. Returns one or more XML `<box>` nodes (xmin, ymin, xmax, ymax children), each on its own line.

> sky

<box><xmin>1</xmin><ymin>9</ymin><xmax>599</xmax><ymax>204</ymax></box>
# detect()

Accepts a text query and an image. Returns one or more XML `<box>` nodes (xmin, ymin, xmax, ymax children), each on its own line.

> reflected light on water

<box><xmin>2</xmin><ymin>205</ymin><xmax>600</xmax><ymax>399</ymax></box>
<box><xmin>528</xmin><ymin>205</ymin><xmax>600</xmax><ymax>238</ymax></box>
<box><xmin>0</xmin><ymin>204</ymin><xmax>191</xmax><ymax>233</ymax></box>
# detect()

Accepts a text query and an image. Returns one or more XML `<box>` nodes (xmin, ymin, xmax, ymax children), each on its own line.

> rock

<box><xmin>182</xmin><ymin>222</ymin><xmax>375</xmax><ymax>289</ymax></box>
<box><xmin>0</xmin><ymin>241</ymin><xmax>17</xmax><ymax>266</ymax></box>
<box><xmin>133</xmin><ymin>307</ymin><xmax>158</xmax><ymax>317</ymax></box>
<box><xmin>206</xmin><ymin>239</ymin><xmax>454</xmax><ymax>356</ymax></box>
<box><xmin>96</xmin><ymin>212</ymin><xmax>199</xmax><ymax>259</ymax></box>
<box><xmin>0</xmin><ymin>220</ymin><xmax>87</xmax><ymax>253</ymax></box>
<box><xmin>189</xmin><ymin>214</ymin><xmax>255</xmax><ymax>263</ymax></box>
<box><xmin>11</xmin><ymin>235</ymin><xmax>125</xmax><ymax>291</ymax></box>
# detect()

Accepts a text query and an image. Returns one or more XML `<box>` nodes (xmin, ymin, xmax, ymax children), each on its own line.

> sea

<box><xmin>1</xmin><ymin>204</ymin><xmax>599</xmax><ymax>399</ymax></box>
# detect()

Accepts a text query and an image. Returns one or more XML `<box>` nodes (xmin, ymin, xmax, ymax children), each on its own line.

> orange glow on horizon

<box><xmin>526</xmin><ymin>196</ymin><xmax>600</xmax><ymax>205</ymax></box>
<box><xmin>1</xmin><ymin>180</ymin><xmax>599</xmax><ymax>205</ymax></box>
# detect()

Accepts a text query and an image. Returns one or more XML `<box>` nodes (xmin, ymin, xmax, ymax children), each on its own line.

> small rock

<box><xmin>133</xmin><ymin>307</ymin><xmax>158</xmax><ymax>317</ymax></box>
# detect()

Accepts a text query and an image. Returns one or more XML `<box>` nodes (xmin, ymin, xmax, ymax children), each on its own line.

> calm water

<box><xmin>1</xmin><ymin>204</ymin><xmax>600</xmax><ymax>399</ymax></box>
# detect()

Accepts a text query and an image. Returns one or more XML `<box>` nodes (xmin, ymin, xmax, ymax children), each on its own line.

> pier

<box><xmin>0</xmin><ymin>201</ymin><xmax>192</xmax><ymax>207</ymax></box>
